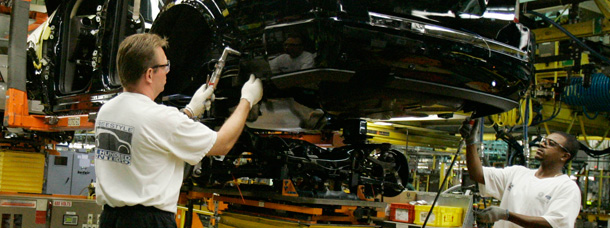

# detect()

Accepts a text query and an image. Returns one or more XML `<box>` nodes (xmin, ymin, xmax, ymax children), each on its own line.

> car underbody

<box><xmin>25</xmin><ymin>0</ymin><xmax>533</xmax><ymax>199</ymax></box>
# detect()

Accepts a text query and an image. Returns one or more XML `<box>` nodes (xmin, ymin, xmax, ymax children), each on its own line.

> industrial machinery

<box><xmin>17</xmin><ymin>0</ymin><xmax>534</xmax><ymax>203</ymax></box>
<box><xmin>22</xmin><ymin>0</ymin><xmax>533</xmax><ymax>120</ymax></box>
<box><xmin>0</xmin><ymin>193</ymin><xmax>103</xmax><ymax>228</ymax></box>
<box><xmin>151</xmin><ymin>0</ymin><xmax>533</xmax><ymax>124</ymax></box>
<box><xmin>149</xmin><ymin>0</ymin><xmax>532</xmax><ymax>201</ymax></box>
<box><xmin>4</xmin><ymin>0</ymin><xmax>610</xmax><ymax>226</ymax></box>
<box><xmin>191</xmin><ymin>128</ymin><xmax>410</xmax><ymax>198</ymax></box>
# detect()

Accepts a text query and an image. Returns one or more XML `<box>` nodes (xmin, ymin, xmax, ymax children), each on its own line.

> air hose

<box><xmin>563</xmin><ymin>73</ymin><xmax>610</xmax><ymax>112</ymax></box>
<box><xmin>490</xmin><ymin>98</ymin><xmax>533</xmax><ymax>127</ymax></box>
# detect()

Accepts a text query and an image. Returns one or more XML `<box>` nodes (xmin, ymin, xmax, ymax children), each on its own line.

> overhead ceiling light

<box><xmin>372</xmin><ymin>122</ymin><xmax>393</xmax><ymax>126</ymax></box>
<box><xmin>459</xmin><ymin>12</ymin><xmax>514</xmax><ymax>21</ymax></box>
<box><xmin>386</xmin><ymin>114</ymin><xmax>466</xmax><ymax>121</ymax></box>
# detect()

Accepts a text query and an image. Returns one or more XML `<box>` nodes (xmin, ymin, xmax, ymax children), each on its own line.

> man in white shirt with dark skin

<box><xmin>269</xmin><ymin>34</ymin><xmax>314</xmax><ymax>73</ymax></box>
<box><xmin>94</xmin><ymin>33</ymin><xmax>263</xmax><ymax>227</ymax></box>
<box><xmin>460</xmin><ymin>118</ymin><xmax>581</xmax><ymax>228</ymax></box>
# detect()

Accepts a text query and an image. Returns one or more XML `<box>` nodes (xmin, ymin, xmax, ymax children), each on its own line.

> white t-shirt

<box><xmin>94</xmin><ymin>92</ymin><xmax>217</xmax><ymax>213</ymax></box>
<box><xmin>269</xmin><ymin>51</ymin><xmax>314</xmax><ymax>73</ymax></box>
<box><xmin>480</xmin><ymin>166</ymin><xmax>581</xmax><ymax>228</ymax></box>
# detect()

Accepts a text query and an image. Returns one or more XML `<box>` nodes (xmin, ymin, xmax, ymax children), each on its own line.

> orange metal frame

<box><xmin>0</xmin><ymin>191</ymin><xmax>89</xmax><ymax>200</ymax></box>
<box><xmin>258</xmin><ymin>132</ymin><xmax>334</xmax><ymax>145</ymax></box>
<box><xmin>187</xmin><ymin>191</ymin><xmax>323</xmax><ymax>216</ymax></box>
<box><xmin>184</xmin><ymin>191</ymin><xmax>385</xmax><ymax>225</ymax></box>
<box><xmin>4</xmin><ymin>88</ymin><xmax>94</xmax><ymax>131</ymax></box>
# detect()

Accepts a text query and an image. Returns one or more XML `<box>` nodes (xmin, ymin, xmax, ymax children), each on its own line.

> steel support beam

<box><xmin>522</xmin><ymin>0</ymin><xmax>584</xmax><ymax>11</ymax></box>
<box><xmin>594</xmin><ymin>0</ymin><xmax>610</xmax><ymax>19</ymax></box>
<box><xmin>532</xmin><ymin>18</ymin><xmax>610</xmax><ymax>43</ymax></box>
<box><xmin>7</xmin><ymin>0</ymin><xmax>29</xmax><ymax>92</ymax></box>
<box><xmin>3</xmin><ymin>0</ymin><xmax>95</xmax><ymax>131</ymax></box>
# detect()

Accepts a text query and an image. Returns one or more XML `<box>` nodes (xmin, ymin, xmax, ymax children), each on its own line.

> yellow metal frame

<box><xmin>594</xmin><ymin>0</ymin><xmax>610</xmax><ymax>19</ymax></box>
<box><xmin>367</xmin><ymin>122</ymin><xmax>460</xmax><ymax>150</ymax></box>
<box><xmin>176</xmin><ymin>206</ymin><xmax>214</xmax><ymax>228</ymax></box>
<box><xmin>538</xmin><ymin>101</ymin><xmax>610</xmax><ymax>138</ymax></box>
<box><xmin>532</xmin><ymin>19</ymin><xmax>610</xmax><ymax>43</ymax></box>
<box><xmin>218</xmin><ymin>212</ymin><xmax>377</xmax><ymax>228</ymax></box>
<box><xmin>575</xmin><ymin>169</ymin><xmax>610</xmax><ymax>214</ymax></box>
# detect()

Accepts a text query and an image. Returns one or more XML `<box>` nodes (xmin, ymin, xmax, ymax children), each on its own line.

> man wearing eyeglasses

<box><xmin>94</xmin><ymin>33</ymin><xmax>263</xmax><ymax>227</ymax></box>
<box><xmin>269</xmin><ymin>33</ymin><xmax>314</xmax><ymax>74</ymax></box>
<box><xmin>460</xmin><ymin>118</ymin><xmax>581</xmax><ymax>228</ymax></box>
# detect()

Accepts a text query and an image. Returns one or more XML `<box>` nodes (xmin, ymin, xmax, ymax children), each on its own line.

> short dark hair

<box><xmin>117</xmin><ymin>33</ymin><xmax>168</xmax><ymax>87</ymax></box>
<box><xmin>552</xmin><ymin>131</ymin><xmax>579</xmax><ymax>162</ymax></box>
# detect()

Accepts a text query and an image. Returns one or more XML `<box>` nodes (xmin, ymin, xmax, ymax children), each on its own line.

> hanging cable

<box><xmin>490</xmin><ymin>98</ymin><xmax>533</xmax><ymax>127</ymax></box>
<box><xmin>580</xmin><ymin>142</ymin><xmax>610</xmax><ymax>158</ymax></box>
<box><xmin>582</xmin><ymin>106</ymin><xmax>599</xmax><ymax>120</ymax></box>
<box><xmin>533</xmin><ymin>99</ymin><xmax>562</xmax><ymax>125</ymax></box>
<box><xmin>523</xmin><ymin>96</ymin><xmax>530</xmax><ymax>166</ymax></box>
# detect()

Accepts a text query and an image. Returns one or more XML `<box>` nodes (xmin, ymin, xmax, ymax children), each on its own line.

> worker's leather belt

<box><xmin>103</xmin><ymin>204</ymin><xmax>168</xmax><ymax>214</ymax></box>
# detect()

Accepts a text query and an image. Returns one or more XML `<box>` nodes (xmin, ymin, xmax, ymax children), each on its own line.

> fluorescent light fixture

<box><xmin>482</xmin><ymin>11</ymin><xmax>515</xmax><ymax>21</ymax></box>
<box><xmin>372</xmin><ymin>122</ymin><xmax>393</xmax><ymax>126</ymax></box>
<box><xmin>387</xmin><ymin>114</ymin><xmax>465</xmax><ymax>121</ymax></box>
<box><xmin>459</xmin><ymin>12</ymin><xmax>514</xmax><ymax>21</ymax></box>
<box><xmin>411</xmin><ymin>10</ymin><xmax>455</xmax><ymax>20</ymax></box>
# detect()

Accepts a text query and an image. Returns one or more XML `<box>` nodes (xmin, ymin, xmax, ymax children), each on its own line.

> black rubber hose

<box><xmin>579</xmin><ymin>141</ymin><xmax>610</xmax><ymax>158</ymax></box>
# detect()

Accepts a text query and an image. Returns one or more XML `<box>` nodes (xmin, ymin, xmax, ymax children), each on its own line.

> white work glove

<box><xmin>240</xmin><ymin>74</ymin><xmax>263</xmax><ymax>108</ymax></box>
<box><xmin>459</xmin><ymin>117</ymin><xmax>481</xmax><ymax>146</ymax></box>
<box><xmin>476</xmin><ymin>206</ymin><xmax>509</xmax><ymax>223</ymax></box>
<box><xmin>185</xmin><ymin>84</ymin><xmax>214</xmax><ymax>117</ymax></box>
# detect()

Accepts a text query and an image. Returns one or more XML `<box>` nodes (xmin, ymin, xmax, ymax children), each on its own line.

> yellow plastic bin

<box><xmin>414</xmin><ymin>205</ymin><xmax>440</xmax><ymax>226</ymax></box>
<box><xmin>438</xmin><ymin>206</ymin><xmax>464</xmax><ymax>227</ymax></box>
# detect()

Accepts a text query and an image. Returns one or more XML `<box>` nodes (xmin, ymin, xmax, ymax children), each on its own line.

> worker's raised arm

<box><xmin>459</xmin><ymin>118</ymin><xmax>485</xmax><ymax>184</ymax></box>
<box><xmin>207</xmin><ymin>74</ymin><xmax>263</xmax><ymax>156</ymax></box>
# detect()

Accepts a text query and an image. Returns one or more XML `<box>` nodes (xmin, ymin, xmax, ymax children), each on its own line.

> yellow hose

<box><xmin>490</xmin><ymin>98</ymin><xmax>533</xmax><ymax>127</ymax></box>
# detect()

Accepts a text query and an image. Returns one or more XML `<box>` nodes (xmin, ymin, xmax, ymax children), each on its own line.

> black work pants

<box><xmin>100</xmin><ymin>205</ymin><xmax>177</xmax><ymax>228</ymax></box>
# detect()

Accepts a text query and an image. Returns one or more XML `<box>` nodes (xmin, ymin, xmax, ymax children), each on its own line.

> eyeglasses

<box><xmin>541</xmin><ymin>138</ymin><xmax>568</xmax><ymax>153</ymax></box>
<box><xmin>151</xmin><ymin>60</ymin><xmax>170</xmax><ymax>73</ymax></box>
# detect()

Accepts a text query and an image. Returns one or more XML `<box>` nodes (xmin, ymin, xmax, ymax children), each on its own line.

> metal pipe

<box><xmin>7</xmin><ymin>0</ymin><xmax>29</xmax><ymax>92</ymax></box>
<box><xmin>523</xmin><ymin>92</ymin><xmax>531</xmax><ymax>166</ymax></box>
<box><xmin>132</xmin><ymin>0</ymin><xmax>141</xmax><ymax>23</ymax></box>
<box><xmin>598</xmin><ymin>169</ymin><xmax>603</xmax><ymax>212</ymax></box>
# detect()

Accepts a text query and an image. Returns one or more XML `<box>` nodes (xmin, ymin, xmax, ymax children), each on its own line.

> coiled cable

<box><xmin>490</xmin><ymin>98</ymin><xmax>533</xmax><ymax>127</ymax></box>
<box><xmin>563</xmin><ymin>73</ymin><xmax>610</xmax><ymax>112</ymax></box>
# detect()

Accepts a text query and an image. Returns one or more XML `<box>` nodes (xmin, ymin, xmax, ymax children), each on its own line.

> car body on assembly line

<box><xmin>22</xmin><ymin>0</ymin><xmax>533</xmax><ymax>198</ymax></box>
<box><xmin>26</xmin><ymin>0</ymin><xmax>532</xmax><ymax>127</ymax></box>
